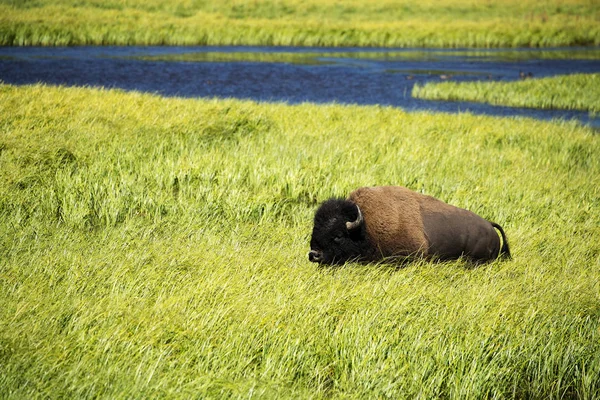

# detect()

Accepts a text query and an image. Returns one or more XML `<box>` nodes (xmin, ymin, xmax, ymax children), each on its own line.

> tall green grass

<box><xmin>1</xmin><ymin>0</ymin><xmax>599</xmax><ymax>47</ymax></box>
<box><xmin>135</xmin><ymin>48</ymin><xmax>600</xmax><ymax>65</ymax></box>
<box><xmin>1</xmin><ymin>84</ymin><xmax>599</xmax><ymax>398</ymax></box>
<box><xmin>412</xmin><ymin>73</ymin><xmax>600</xmax><ymax>113</ymax></box>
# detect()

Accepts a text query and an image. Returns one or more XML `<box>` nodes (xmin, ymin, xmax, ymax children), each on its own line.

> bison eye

<box><xmin>333</xmin><ymin>233</ymin><xmax>344</xmax><ymax>243</ymax></box>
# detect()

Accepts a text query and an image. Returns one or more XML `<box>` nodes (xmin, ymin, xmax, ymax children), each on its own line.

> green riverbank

<box><xmin>413</xmin><ymin>73</ymin><xmax>600</xmax><ymax>113</ymax></box>
<box><xmin>1</xmin><ymin>84</ymin><xmax>599</xmax><ymax>398</ymax></box>
<box><xmin>1</xmin><ymin>0</ymin><xmax>599</xmax><ymax>47</ymax></box>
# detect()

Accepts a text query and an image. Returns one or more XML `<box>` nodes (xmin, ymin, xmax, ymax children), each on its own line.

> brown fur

<box><xmin>348</xmin><ymin>186</ymin><xmax>507</xmax><ymax>262</ymax></box>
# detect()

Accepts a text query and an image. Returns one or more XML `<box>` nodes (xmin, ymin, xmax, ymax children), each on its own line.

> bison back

<box><xmin>350</xmin><ymin>186</ymin><xmax>502</xmax><ymax>262</ymax></box>
<box><xmin>419</xmin><ymin>197</ymin><xmax>501</xmax><ymax>262</ymax></box>
<box><xmin>348</xmin><ymin>186</ymin><xmax>429</xmax><ymax>258</ymax></box>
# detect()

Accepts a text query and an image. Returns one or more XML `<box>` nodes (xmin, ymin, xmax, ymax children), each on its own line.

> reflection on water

<box><xmin>1</xmin><ymin>46</ymin><xmax>599</xmax><ymax>127</ymax></box>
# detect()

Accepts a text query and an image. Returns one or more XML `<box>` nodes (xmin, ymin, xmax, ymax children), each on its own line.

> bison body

<box><xmin>309</xmin><ymin>186</ymin><xmax>510</xmax><ymax>265</ymax></box>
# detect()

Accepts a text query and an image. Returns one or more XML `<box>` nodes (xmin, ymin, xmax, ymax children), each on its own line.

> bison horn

<box><xmin>346</xmin><ymin>205</ymin><xmax>363</xmax><ymax>231</ymax></box>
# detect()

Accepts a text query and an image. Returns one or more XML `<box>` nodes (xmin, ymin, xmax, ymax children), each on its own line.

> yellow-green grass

<box><xmin>1</xmin><ymin>84</ymin><xmax>599</xmax><ymax>398</ymax></box>
<box><xmin>413</xmin><ymin>73</ymin><xmax>600</xmax><ymax>113</ymax></box>
<box><xmin>134</xmin><ymin>48</ymin><xmax>600</xmax><ymax>65</ymax></box>
<box><xmin>1</xmin><ymin>0</ymin><xmax>599</xmax><ymax>47</ymax></box>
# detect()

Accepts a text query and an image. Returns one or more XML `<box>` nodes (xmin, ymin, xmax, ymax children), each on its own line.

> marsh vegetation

<box><xmin>1</xmin><ymin>0</ymin><xmax>599</xmax><ymax>47</ymax></box>
<box><xmin>1</xmin><ymin>84</ymin><xmax>599</xmax><ymax>398</ymax></box>
<box><xmin>413</xmin><ymin>73</ymin><xmax>600</xmax><ymax>113</ymax></box>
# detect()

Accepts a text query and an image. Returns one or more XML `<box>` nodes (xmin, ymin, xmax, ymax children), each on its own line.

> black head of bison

<box><xmin>309</xmin><ymin>199</ymin><xmax>371</xmax><ymax>265</ymax></box>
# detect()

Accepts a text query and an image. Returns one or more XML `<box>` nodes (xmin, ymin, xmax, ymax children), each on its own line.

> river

<box><xmin>1</xmin><ymin>46</ymin><xmax>599</xmax><ymax>126</ymax></box>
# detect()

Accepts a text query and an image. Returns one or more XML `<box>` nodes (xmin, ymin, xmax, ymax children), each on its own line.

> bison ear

<box><xmin>346</xmin><ymin>205</ymin><xmax>363</xmax><ymax>231</ymax></box>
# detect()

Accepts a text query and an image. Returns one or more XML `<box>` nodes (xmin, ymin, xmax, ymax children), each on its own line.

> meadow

<box><xmin>1</xmin><ymin>83</ymin><xmax>599</xmax><ymax>398</ymax></box>
<box><xmin>412</xmin><ymin>73</ymin><xmax>600</xmax><ymax>113</ymax></box>
<box><xmin>1</xmin><ymin>0</ymin><xmax>599</xmax><ymax>47</ymax></box>
<box><xmin>134</xmin><ymin>48</ymin><xmax>600</xmax><ymax>65</ymax></box>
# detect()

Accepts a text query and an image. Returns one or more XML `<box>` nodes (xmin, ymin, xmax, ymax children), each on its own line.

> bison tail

<box><xmin>491</xmin><ymin>222</ymin><xmax>511</xmax><ymax>260</ymax></box>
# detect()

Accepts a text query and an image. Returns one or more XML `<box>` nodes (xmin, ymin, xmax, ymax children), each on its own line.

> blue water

<box><xmin>1</xmin><ymin>46</ymin><xmax>599</xmax><ymax>126</ymax></box>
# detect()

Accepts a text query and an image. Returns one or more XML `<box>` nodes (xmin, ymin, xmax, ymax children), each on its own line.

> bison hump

<box><xmin>349</xmin><ymin>186</ymin><xmax>428</xmax><ymax>257</ymax></box>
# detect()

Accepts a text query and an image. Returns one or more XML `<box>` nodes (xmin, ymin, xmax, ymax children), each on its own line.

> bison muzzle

<box><xmin>309</xmin><ymin>186</ymin><xmax>511</xmax><ymax>265</ymax></box>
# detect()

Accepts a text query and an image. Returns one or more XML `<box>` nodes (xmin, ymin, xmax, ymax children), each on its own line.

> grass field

<box><xmin>412</xmin><ymin>73</ymin><xmax>600</xmax><ymax>113</ymax></box>
<box><xmin>1</xmin><ymin>0</ymin><xmax>599</xmax><ymax>47</ymax></box>
<box><xmin>134</xmin><ymin>48</ymin><xmax>600</xmax><ymax>65</ymax></box>
<box><xmin>1</xmin><ymin>83</ymin><xmax>599</xmax><ymax>398</ymax></box>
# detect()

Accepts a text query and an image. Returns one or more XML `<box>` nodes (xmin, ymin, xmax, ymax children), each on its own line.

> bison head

<box><xmin>308</xmin><ymin>199</ymin><xmax>370</xmax><ymax>265</ymax></box>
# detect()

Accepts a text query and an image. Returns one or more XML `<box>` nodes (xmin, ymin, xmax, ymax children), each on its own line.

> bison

<box><xmin>309</xmin><ymin>186</ymin><xmax>510</xmax><ymax>265</ymax></box>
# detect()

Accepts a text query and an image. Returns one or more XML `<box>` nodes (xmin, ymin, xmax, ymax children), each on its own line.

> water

<box><xmin>1</xmin><ymin>46</ymin><xmax>599</xmax><ymax>126</ymax></box>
